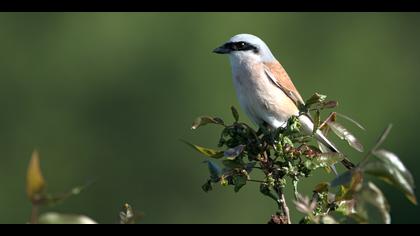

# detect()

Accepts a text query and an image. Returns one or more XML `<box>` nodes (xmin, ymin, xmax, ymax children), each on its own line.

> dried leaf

<box><xmin>321</xmin><ymin>100</ymin><xmax>338</xmax><ymax>109</ymax></box>
<box><xmin>26</xmin><ymin>150</ymin><xmax>46</xmax><ymax>203</ymax></box>
<box><xmin>314</xmin><ymin>182</ymin><xmax>330</xmax><ymax>193</ymax></box>
<box><xmin>191</xmin><ymin>116</ymin><xmax>224</xmax><ymax>130</ymax></box>
<box><xmin>182</xmin><ymin>140</ymin><xmax>224</xmax><ymax>159</ymax></box>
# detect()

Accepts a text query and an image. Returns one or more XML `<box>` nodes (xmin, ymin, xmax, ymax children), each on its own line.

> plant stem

<box><xmin>30</xmin><ymin>204</ymin><xmax>39</xmax><ymax>224</ymax></box>
<box><xmin>276</xmin><ymin>186</ymin><xmax>291</xmax><ymax>224</ymax></box>
<box><xmin>293</xmin><ymin>179</ymin><xmax>299</xmax><ymax>201</ymax></box>
<box><xmin>360</xmin><ymin>124</ymin><xmax>393</xmax><ymax>165</ymax></box>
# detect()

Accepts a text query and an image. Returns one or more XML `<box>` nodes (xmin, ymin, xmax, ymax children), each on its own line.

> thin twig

<box><xmin>247</xmin><ymin>179</ymin><xmax>266</xmax><ymax>183</ymax></box>
<box><xmin>277</xmin><ymin>187</ymin><xmax>291</xmax><ymax>224</ymax></box>
<box><xmin>293</xmin><ymin>179</ymin><xmax>299</xmax><ymax>201</ymax></box>
<box><xmin>360</xmin><ymin>124</ymin><xmax>393</xmax><ymax>165</ymax></box>
<box><xmin>273</xmin><ymin>185</ymin><xmax>291</xmax><ymax>224</ymax></box>
<box><xmin>30</xmin><ymin>204</ymin><xmax>39</xmax><ymax>224</ymax></box>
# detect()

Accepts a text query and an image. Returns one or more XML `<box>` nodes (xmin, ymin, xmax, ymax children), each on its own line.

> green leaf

<box><xmin>224</xmin><ymin>144</ymin><xmax>246</xmax><ymax>160</ymax></box>
<box><xmin>354</xmin><ymin>182</ymin><xmax>391</xmax><ymax>224</ymax></box>
<box><xmin>333</xmin><ymin>170</ymin><xmax>364</xmax><ymax>201</ymax></box>
<box><xmin>287</xmin><ymin>116</ymin><xmax>301</xmax><ymax>133</ymax></box>
<box><xmin>26</xmin><ymin>150</ymin><xmax>46</xmax><ymax>204</ymax></box>
<box><xmin>260</xmin><ymin>184</ymin><xmax>278</xmax><ymax>203</ymax></box>
<box><xmin>231</xmin><ymin>106</ymin><xmax>240</xmax><ymax>122</ymax></box>
<box><xmin>222</xmin><ymin>159</ymin><xmax>245</xmax><ymax>169</ymax></box>
<box><xmin>38</xmin><ymin>213</ymin><xmax>97</xmax><ymax>224</ymax></box>
<box><xmin>327</xmin><ymin>121</ymin><xmax>364</xmax><ymax>152</ymax></box>
<box><xmin>191</xmin><ymin>116</ymin><xmax>224</xmax><ymax>130</ymax></box>
<box><xmin>312</xmin><ymin>110</ymin><xmax>321</xmax><ymax>134</ymax></box>
<box><xmin>233</xmin><ymin>175</ymin><xmax>247</xmax><ymax>192</ymax></box>
<box><xmin>182</xmin><ymin>140</ymin><xmax>224</xmax><ymax>159</ymax></box>
<box><xmin>283</xmin><ymin>136</ymin><xmax>294</xmax><ymax>147</ymax></box>
<box><xmin>305</xmin><ymin>93</ymin><xmax>327</xmax><ymax>107</ymax></box>
<box><xmin>202</xmin><ymin>180</ymin><xmax>213</xmax><ymax>192</ymax></box>
<box><xmin>362</xmin><ymin>149</ymin><xmax>416</xmax><ymax>204</ymax></box>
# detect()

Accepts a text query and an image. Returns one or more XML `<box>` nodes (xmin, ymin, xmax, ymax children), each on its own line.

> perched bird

<box><xmin>213</xmin><ymin>33</ymin><xmax>354</xmax><ymax>170</ymax></box>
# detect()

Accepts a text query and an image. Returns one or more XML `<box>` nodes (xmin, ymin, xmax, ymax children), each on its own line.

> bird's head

<box><xmin>213</xmin><ymin>34</ymin><xmax>276</xmax><ymax>63</ymax></box>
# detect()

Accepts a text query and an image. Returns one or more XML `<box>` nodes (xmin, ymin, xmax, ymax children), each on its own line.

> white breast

<box><xmin>229</xmin><ymin>57</ymin><xmax>299</xmax><ymax>129</ymax></box>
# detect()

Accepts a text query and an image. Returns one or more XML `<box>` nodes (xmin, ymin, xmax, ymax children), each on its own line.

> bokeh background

<box><xmin>0</xmin><ymin>13</ymin><xmax>419</xmax><ymax>224</ymax></box>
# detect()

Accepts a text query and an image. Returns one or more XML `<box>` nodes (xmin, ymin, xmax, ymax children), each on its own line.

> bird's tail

<box><xmin>298</xmin><ymin>115</ymin><xmax>355</xmax><ymax>170</ymax></box>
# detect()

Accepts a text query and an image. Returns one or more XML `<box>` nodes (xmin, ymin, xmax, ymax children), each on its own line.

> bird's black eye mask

<box><xmin>225</xmin><ymin>41</ymin><xmax>259</xmax><ymax>53</ymax></box>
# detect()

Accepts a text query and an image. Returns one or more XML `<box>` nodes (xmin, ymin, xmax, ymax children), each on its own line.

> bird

<box><xmin>213</xmin><ymin>33</ymin><xmax>355</xmax><ymax>170</ymax></box>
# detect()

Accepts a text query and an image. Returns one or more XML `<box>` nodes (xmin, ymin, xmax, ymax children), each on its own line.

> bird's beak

<box><xmin>213</xmin><ymin>44</ymin><xmax>230</xmax><ymax>54</ymax></box>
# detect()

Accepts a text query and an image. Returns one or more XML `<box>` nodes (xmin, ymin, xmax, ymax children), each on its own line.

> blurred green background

<box><xmin>0</xmin><ymin>13</ymin><xmax>419</xmax><ymax>224</ymax></box>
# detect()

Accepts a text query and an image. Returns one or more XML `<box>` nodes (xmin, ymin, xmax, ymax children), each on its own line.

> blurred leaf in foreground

<box><xmin>327</xmin><ymin>121</ymin><xmax>364</xmax><ymax>152</ymax></box>
<box><xmin>120</xmin><ymin>203</ymin><xmax>143</xmax><ymax>224</ymax></box>
<box><xmin>362</xmin><ymin>149</ymin><xmax>416</xmax><ymax>204</ymax></box>
<box><xmin>39</xmin><ymin>212</ymin><xmax>97</xmax><ymax>224</ymax></box>
<box><xmin>354</xmin><ymin>182</ymin><xmax>390</xmax><ymax>224</ymax></box>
